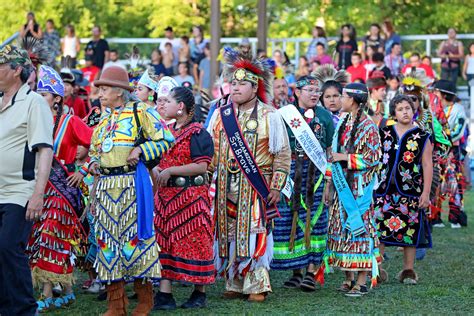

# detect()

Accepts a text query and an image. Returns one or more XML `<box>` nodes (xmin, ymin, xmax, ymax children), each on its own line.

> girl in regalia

<box><xmin>375</xmin><ymin>94</ymin><xmax>433</xmax><ymax>285</ymax></box>
<box><xmin>28</xmin><ymin>66</ymin><xmax>93</xmax><ymax>311</ymax></box>
<box><xmin>153</xmin><ymin>86</ymin><xmax>215</xmax><ymax>309</ymax></box>
<box><xmin>326</xmin><ymin>82</ymin><xmax>382</xmax><ymax>297</ymax></box>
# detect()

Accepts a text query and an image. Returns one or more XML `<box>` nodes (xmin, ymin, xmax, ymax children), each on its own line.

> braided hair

<box><xmin>336</xmin><ymin>83</ymin><xmax>368</xmax><ymax>185</ymax></box>
<box><xmin>52</xmin><ymin>95</ymin><xmax>64</xmax><ymax>137</ymax></box>
<box><xmin>170</xmin><ymin>86</ymin><xmax>196</xmax><ymax>120</ymax></box>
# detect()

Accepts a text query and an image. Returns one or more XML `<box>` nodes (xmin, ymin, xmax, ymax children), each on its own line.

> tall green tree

<box><xmin>1</xmin><ymin>0</ymin><xmax>473</xmax><ymax>44</ymax></box>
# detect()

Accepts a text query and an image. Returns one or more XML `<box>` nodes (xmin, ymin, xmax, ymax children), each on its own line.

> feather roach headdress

<box><xmin>223</xmin><ymin>46</ymin><xmax>274</xmax><ymax>104</ymax></box>
<box><xmin>311</xmin><ymin>64</ymin><xmax>350</xmax><ymax>88</ymax></box>
<box><xmin>401</xmin><ymin>67</ymin><xmax>433</xmax><ymax>91</ymax></box>
<box><xmin>20</xmin><ymin>37</ymin><xmax>50</xmax><ymax>68</ymax></box>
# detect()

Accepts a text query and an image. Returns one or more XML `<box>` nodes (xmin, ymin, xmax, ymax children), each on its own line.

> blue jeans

<box><xmin>467</xmin><ymin>74</ymin><xmax>474</xmax><ymax>96</ymax></box>
<box><xmin>0</xmin><ymin>203</ymin><xmax>37</xmax><ymax>316</ymax></box>
<box><xmin>441</xmin><ymin>67</ymin><xmax>459</xmax><ymax>85</ymax></box>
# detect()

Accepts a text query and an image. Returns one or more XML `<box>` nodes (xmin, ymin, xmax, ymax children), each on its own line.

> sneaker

<box><xmin>181</xmin><ymin>291</ymin><xmax>207</xmax><ymax>309</ymax></box>
<box><xmin>153</xmin><ymin>292</ymin><xmax>177</xmax><ymax>310</ymax></box>
<box><xmin>345</xmin><ymin>284</ymin><xmax>368</xmax><ymax>297</ymax></box>
<box><xmin>433</xmin><ymin>223</ymin><xmax>445</xmax><ymax>228</ymax></box>
<box><xmin>451</xmin><ymin>223</ymin><xmax>462</xmax><ymax>229</ymax></box>
<box><xmin>82</xmin><ymin>279</ymin><xmax>93</xmax><ymax>290</ymax></box>
<box><xmin>52</xmin><ymin>284</ymin><xmax>63</xmax><ymax>297</ymax></box>
<box><xmin>37</xmin><ymin>296</ymin><xmax>55</xmax><ymax>313</ymax></box>
<box><xmin>53</xmin><ymin>293</ymin><xmax>76</xmax><ymax>309</ymax></box>
<box><xmin>86</xmin><ymin>281</ymin><xmax>102</xmax><ymax>294</ymax></box>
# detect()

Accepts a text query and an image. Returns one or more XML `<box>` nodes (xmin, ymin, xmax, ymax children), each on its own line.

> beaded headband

<box><xmin>232</xmin><ymin>68</ymin><xmax>259</xmax><ymax>84</ymax></box>
<box><xmin>296</xmin><ymin>78</ymin><xmax>319</xmax><ymax>88</ymax></box>
<box><xmin>343</xmin><ymin>88</ymin><xmax>368</xmax><ymax>94</ymax></box>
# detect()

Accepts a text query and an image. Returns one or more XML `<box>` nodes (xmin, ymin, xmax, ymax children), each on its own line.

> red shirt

<box><xmin>53</xmin><ymin>115</ymin><xmax>93</xmax><ymax>166</ymax></box>
<box><xmin>402</xmin><ymin>64</ymin><xmax>435</xmax><ymax>79</ymax></box>
<box><xmin>64</xmin><ymin>95</ymin><xmax>88</xmax><ymax>119</ymax></box>
<box><xmin>81</xmin><ymin>66</ymin><xmax>101</xmax><ymax>94</ymax></box>
<box><xmin>346</xmin><ymin>64</ymin><xmax>368</xmax><ymax>82</ymax></box>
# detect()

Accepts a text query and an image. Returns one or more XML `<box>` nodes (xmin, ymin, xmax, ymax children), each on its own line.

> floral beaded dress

<box><xmin>375</xmin><ymin>125</ymin><xmax>432</xmax><ymax>247</ymax></box>
<box><xmin>154</xmin><ymin>122</ymin><xmax>215</xmax><ymax>285</ymax></box>
<box><xmin>326</xmin><ymin>114</ymin><xmax>382</xmax><ymax>271</ymax></box>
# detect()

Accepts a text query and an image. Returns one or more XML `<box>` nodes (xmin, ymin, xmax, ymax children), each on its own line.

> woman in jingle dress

<box><xmin>29</xmin><ymin>66</ymin><xmax>92</xmax><ymax>311</ymax></box>
<box><xmin>154</xmin><ymin>86</ymin><xmax>215</xmax><ymax>310</ymax></box>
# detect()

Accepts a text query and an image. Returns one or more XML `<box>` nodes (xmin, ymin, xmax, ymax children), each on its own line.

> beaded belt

<box><xmin>167</xmin><ymin>174</ymin><xmax>208</xmax><ymax>187</ymax></box>
<box><xmin>99</xmin><ymin>165</ymin><xmax>136</xmax><ymax>175</ymax></box>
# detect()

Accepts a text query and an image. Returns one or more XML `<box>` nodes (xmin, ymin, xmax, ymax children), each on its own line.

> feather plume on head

<box><xmin>311</xmin><ymin>64</ymin><xmax>350</xmax><ymax>88</ymax></box>
<box><xmin>223</xmin><ymin>46</ymin><xmax>274</xmax><ymax>104</ymax></box>
<box><xmin>20</xmin><ymin>37</ymin><xmax>50</xmax><ymax>68</ymax></box>
<box><xmin>401</xmin><ymin>67</ymin><xmax>433</xmax><ymax>91</ymax></box>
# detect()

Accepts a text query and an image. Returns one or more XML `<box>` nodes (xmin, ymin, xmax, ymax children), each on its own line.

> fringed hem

<box><xmin>31</xmin><ymin>267</ymin><xmax>74</xmax><ymax>288</ymax></box>
<box><xmin>268</xmin><ymin>110</ymin><xmax>288</xmax><ymax>154</ymax></box>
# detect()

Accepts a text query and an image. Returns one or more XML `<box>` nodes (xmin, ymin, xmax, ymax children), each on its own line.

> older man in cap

<box><xmin>0</xmin><ymin>45</ymin><xmax>54</xmax><ymax>315</ymax></box>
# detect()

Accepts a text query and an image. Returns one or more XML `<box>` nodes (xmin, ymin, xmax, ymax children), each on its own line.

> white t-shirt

<box><xmin>62</xmin><ymin>36</ymin><xmax>78</xmax><ymax>58</ymax></box>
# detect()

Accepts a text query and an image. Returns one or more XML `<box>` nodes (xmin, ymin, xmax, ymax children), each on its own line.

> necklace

<box><xmin>101</xmin><ymin>106</ymin><xmax>125</xmax><ymax>153</ymax></box>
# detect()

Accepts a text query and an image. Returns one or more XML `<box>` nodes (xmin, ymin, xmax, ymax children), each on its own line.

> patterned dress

<box><xmin>327</xmin><ymin>115</ymin><xmax>382</xmax><ymax>271</ymax></box>
<box><xmin>272</xmin><ymin>106</ymin><xmax>334</xmax><ymax>270</ymax></box>
<box><xmin>28</xmin><ymin>114</ymin><xmax>92</xmax><ymax>287</ymax></box>
<box><xmin>154</xmin><ymin>122</ymin><xmax>215</xmax><ymax>285</ymax></box>
<box><xmin>375</xmin><ymin>126</ymin><xmax>432</xmax><ymax>247</ymax></box>
<box><xmin>89</xmin><ymin>101</ymin><xmax>174</xmax><ymax>282</ymax></box>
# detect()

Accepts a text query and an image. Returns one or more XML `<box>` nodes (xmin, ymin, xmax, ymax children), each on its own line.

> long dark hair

<box><xmin>320</xmin><ymin>80</ymin><xmax>343</xmax><ymax>110</ymax></box>
<box><xmin>337</xmin><ymin>82</ymin><xmax>368</xmax><ymax>186</ymax></box>
<box><xmin>340</xmin><ymin>24</ymin><xmax>357</xmax><ymax>42</ymax></box>
<box><xmin>337</xmin><ymin>82</ymin><xmax>368</xmax><ymax>154</ymax></box>
<box><xmin>52</xmin><ymin>95</ymin><xmax>64</xmax><ymax>137</ymax></box>
<box><xmin>170</xmin><ymin>86</ymin><xmax>195</xmax><ymax>119</ymax></box>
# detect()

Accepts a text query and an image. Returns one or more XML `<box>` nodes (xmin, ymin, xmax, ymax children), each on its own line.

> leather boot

<box><xmin>131</xmin><ymin>279</ymin><xmax>154</xmax><ymax>316</ymax></box>
<box><xmin>103</xmin><ymin>280</ymin><xmax>128</xmax><ymax>316</ymax></box>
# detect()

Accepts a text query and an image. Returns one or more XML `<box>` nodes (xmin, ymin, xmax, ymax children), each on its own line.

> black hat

<box><xmin>164</xmin><ymin>26</ymin><xmax>173</xmax><ymax>32</ymax></box>
<box><xmin>433</xmin><ymin>79</ymin><xmax>456</xmax><ymax>95</ymax></box>
<box><xmin>60</xmin><ymin>71</ymin><xmax>75</xmax><ymax>85</ymax></box>
<box><xmin>71</xmin><ymin>69</ymin><xmax>89</xmax><ymax>87</ymax></box>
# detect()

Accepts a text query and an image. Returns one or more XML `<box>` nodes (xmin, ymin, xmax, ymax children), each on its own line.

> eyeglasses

<box><xmin>301</xmin><ymin>88</ymin><xmax>321</xmax><ymax>96</ymax></box>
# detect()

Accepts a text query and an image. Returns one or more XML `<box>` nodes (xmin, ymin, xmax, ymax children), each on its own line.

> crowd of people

<box><xmin>0</xmin><ymin>12</ymin><xmax>471</xmax><ymax>316</ymax></box>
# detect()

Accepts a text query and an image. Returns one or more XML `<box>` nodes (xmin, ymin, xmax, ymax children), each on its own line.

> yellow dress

<box><xmin>89</xmin><ymin>101</ymin><xmax>174</xmax><ymax>282</ymax></box>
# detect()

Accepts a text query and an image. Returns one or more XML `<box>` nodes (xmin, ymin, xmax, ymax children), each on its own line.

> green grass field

<box><xmin>48</xmin><ymin>191</ymin><xmax>474</xmax><ymax>315</ymax></box>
